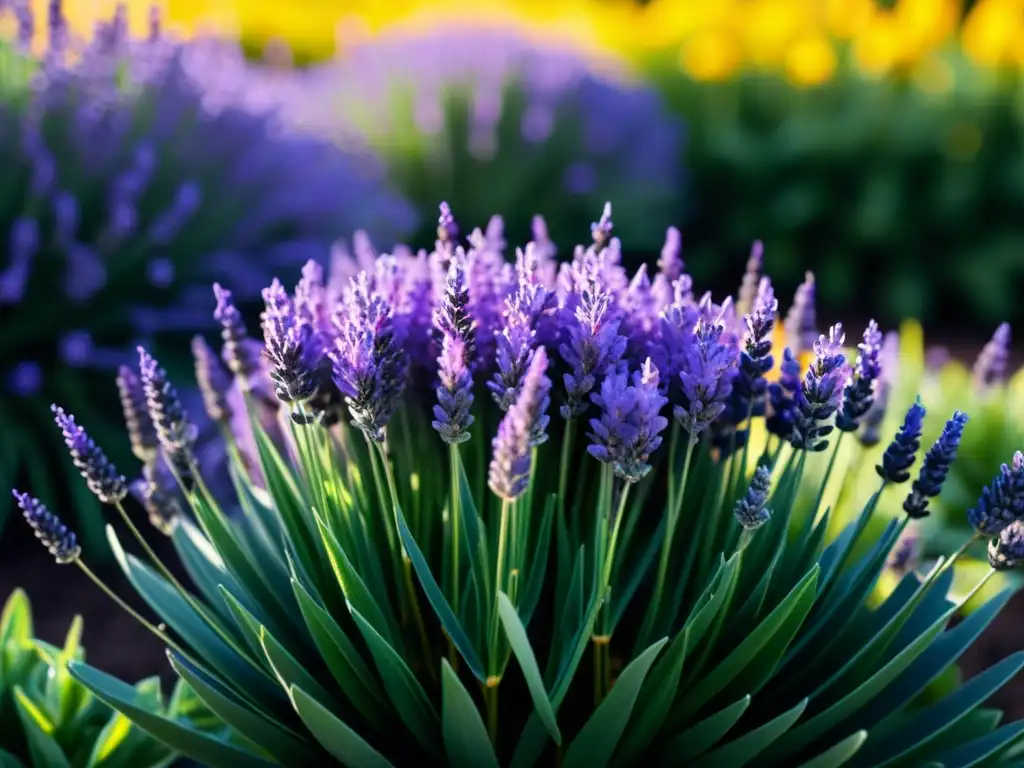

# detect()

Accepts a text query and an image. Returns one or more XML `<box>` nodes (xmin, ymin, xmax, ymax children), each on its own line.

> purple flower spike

<box><xmin>766</xmin><ymin>347</ymin><xmax>801</xmax><ymax>441</ymax></box>
<box><xmin>437</xmin><ymin>201</ymin><xmax>459</xmax><ymax>247</ymax></box>
<box><xmin>591</xmin><ymin>202</ymin><xmax>613</xmax><ymax>250</ymax></box>
<box><xmin>261</xmin><ymin>278</ymin><xmax>319</xmax><ymax>412</ymax></box>
<box><xmin>904</xmin><ymin>411</ymin><xmax>968</xmax><ymax>519</ymax></box>
<box><xmin>488</xmin><ymin>347</ymin><xmax>550</xmax><ymax>500</ymax></box>
<box><xmin>783</xmin><ymin>271</ymin><xmax>817</xmax><ymax>356</ymax></box>
<box><xmin>990</xmin><ymin>520</ymin><xmax>1024</xmax><ymax>570</ymax></box>
<box><xmin>675</xmin><ymin>317</ymin><xmax>739</xmax><ymax>445</ymax></box>
<box><xmin>736</xmin><ymin>240</ymin><xmax>764</xmax><ymax>316</ymax></box>
<box><xmin>330</xmin><ymin>272</ymin><xmax>408</xmax><ymax>442</ymax></box>
<box><xmin>131</xmin><ymin>459</ymin><xmax>183</xmax><ymax>536</ymax></box>
<box><xmin>734</xmin><ymin>464</ymin><xmax>772</xmax><ymax>531</ymax></box>
<box><xmin>973</xmin><ymin>322</ymin><xmax>1011</xmax><ymax>391</ymax></box>
<box><xmin>13</xmin><ymin>491</ymin><xmax>80</xmax><ymax>564</ymax></box>
<box><xmin>192</xmin><ymin>335</ymin><xmax>233</xmax><ymax>425</ymax></box>
<box><xmin>877</xmin><ymin>398</ymin><xmax>927</xmax><ymax>484</ymax></box>
<box><xmin>588</xmin><ymin>357</ymin><xmax>669</xmax><ymax>483</ymax></box>
<box><xmin>860</xmin><ymin>330</ymin><xmax>899</xmax><ymax>447</ymax></box>
<box><xmin>728</xmin><ymin>277</ymin><xmax>777</xmax><ymax>424</ymax></box>
<box><xmin>657</xmin><ymin>226</ymin><xmax>683</xmax><ymax>282</ymax></box>
<box><xmin>837</xmin><ymin>320</ymin><xmax>884</xmax><ymax>433</ymax></box>
<box><xmin>434</xmin><ymin>256</ymin><xmax>476</xmax><ymax>364</ymax></box>
<box><xmin>559</xmin><ymin>260</ymin><xmax>627</xmax><ymax>420</ymax></box>
<box><xmin>791</xmin><ymin>324</ymin><xmax>848</xmax><ymax>452</ymax></box>
<box><xmin>138</xmin><ymin>346</ymin><xmax>196</xmax><ymax>480</ymax></box>
<box><xmin>213</xmin><ymin>283</ymin><xmax>260</xmax><ymax>379</ymax></box>
<box><xmin>433</xmin><ymin>334</ymin><xmax>475</xmax><ymax>445</ymax></box>
<box><xmin>52</xmin><ymin>405</ymin><xmax>127</xmax><ymax>505</ymax></box>
<box><xmin>970</xmin><ymin>451</ymin><xmax>1024</xmax><ymax>538</ymax></box>
<box><xmin>116</xmin><ymin>364</ymin><xmax>157</xmax><ymax>464</ymax></box>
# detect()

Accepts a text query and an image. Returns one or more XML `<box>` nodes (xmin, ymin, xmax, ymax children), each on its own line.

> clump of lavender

<box><xmin>877</xmin><ymin>399</ymin><xmax>927</xmax><ymax>484</ymax></box>
<box><xmin>51</xmin><ymin>405</ymin><xmax>127</xmax><ymax>505</ymax></box>
<box><xmin>972</xmin><ymin>322</ymin><xmax>1011</xmax><ymax>391</ymax></box>
<box><xmin>968</xmin><ymin>451</ymin><xmax>1024</xmax><ymax>537</ymax></box>
<box><xmin>0</xmin><ymin>2</ymin><xmax>412</xmax><ymax>539</ymax></box>
<box><xmin>734</xmin><ymin>464</ymin><xmax>772</xmax><ymax>531</ymax></box>
<box><xmin>589</xmin><ymin>358</ymin><xmax>669</xmax><ymax>483</ymax></box>
<box><xmin>488</xmin><ymin>349</ymin><xmax>551</xmax><ymax>500</ymax></box>
<box><xmin>783</xmin><ymin>272</ymin><xmax>817</xmax><ymax>356</ymax></box>
<box><xmin>559</xmin><ymin>262</ymin><xmax>627</xmax><ymax>420</ymax></box>
<box><xmin>12</xmin><ymin>491</ymin><xmax>80</xmax><ymax>564</ymax></box>
<box><xmin>330</xmin><ymin>273</ymin><xmax>408</xmax><ymax>443</ymax></box>
<box><xmin>261</xmin><ymin>279</ymin><xmax>319</xmax><ymax>417</ymax></box>
<box><xmin>675</xmin><ymin>316</ymin><xmax>739</xmax><ymax>446</ymax></box>
<box><xmin>790</xmin><ymin>324</ymin><xmax>847</xmax><ymax>452</ymax></box>
<box><xmin>285</xmin><ymin>24</ymin><xmax>680</xmax><ymax>249</ymax></box>
<box><xmin>903</xmin><ymin>411</ymin><xmax>968</xmax><ymax>519</ymax></box>
<box><xmin>138</xmin><ymin>347</ymin><xmax>196</xmax><ymax>481</ymax></box>
<box><xmin>836</xmin><ymin>321</ymin><xmax>883</xmax><ymax>433</ymax></box>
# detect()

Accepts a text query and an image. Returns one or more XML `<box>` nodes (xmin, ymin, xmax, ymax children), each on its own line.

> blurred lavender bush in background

<box><xmin>282</xmin><ymin>22</ymin><xmax>683</xmax><ymax>249</ymax></box>
<box><xmin>0</xmin><ymin>2</ymin><xmax>415</xmax><ymax>547</ymax></box>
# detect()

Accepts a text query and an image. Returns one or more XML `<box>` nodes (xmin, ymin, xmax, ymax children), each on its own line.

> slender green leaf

<box><xmin>0</xmin><ymin>748</ymin><xmax>25</xmax><ymax>768</ymax></box>
<box><xmin>0</xmin><ymin>589</ymin><xmax>31</xmax><ymax>647</ymax></box>
<box><xmin>348</xmin><ymin>606</ymin><xmax>441</xmax><ymax>758</ymax></box>
<box><xmin>795</xmin><ymin>731</ymin><xmax>868</xmax><ymax>768</ymax></box>
<box><xmin>259</xmin><ymin>625</ymin><xmax>337</xmax><ymax>712</ymax></box>
<box><xmin>290</xmin><ymin>685</ymin><xmax>396</xmax><ymax>768</ymax></box>
<box><xmin>938</xmin><ymin>721</ymin><xmax>1024</xmax><ymax>767</ymax></box>
<box><xmin>563</xmin><ymin>638</ymin><xmax>667</xmax><ymax>768</ymax></box>
<box><xmin>441</xmin><ymin>659</ymin><xmax>499</xmax><ymax>768</ymax></box>
<box><xmin>68</xmin><ymin>662</ymin><xmax>277</xmax><ymax>768</ymax></box>
<box><xmin>168</xmin><ymin>650</ymin><xmax>319</xmax><ymax>765</ymax></box>
<box><xmin>520</xmin><ymin>495</ymin><xmax>555</xmax><ymax>626</ymax></box>
<box><xmin>692</xmin><ymin>698</ymin><xmax>808</xmax><ymax>768</ymax></box>
<box><xmin>395</xmin><ymin>500</ymin><xmax>486</xmax><ymax>681</ymax></box>
<box><xmin>497</xmin><ymin>591</ymin><xmax>561</xmax><ymax>745</ymax></box>
<box><xmin>13</xmin><ymin>687</ymin><xmax>70</xmax><ymax>768</ymax></box>
<box><xmin>656</xmin><ymin>695</ymin><xmax>752</xmax><ymax>763</ymax></box>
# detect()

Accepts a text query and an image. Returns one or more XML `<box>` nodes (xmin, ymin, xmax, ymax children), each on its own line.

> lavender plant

<box><xmin>283</xmin><ymin>24</ymin><xmax>682</xmax><ymax>249</ymax></box>
<box><xmin>0</xmin><ymin>2</ymin><xmax>414</xmax><ymax>544</ymax></box>
<box><xmin>0</xmin><ymin>588</ymin><xmax>218</xmax><ymax>767</ymax></box>
<box><xmin>19</xmin><ymin>204</ymin><xmax>1024</xmax><ymax>766</ymax></box>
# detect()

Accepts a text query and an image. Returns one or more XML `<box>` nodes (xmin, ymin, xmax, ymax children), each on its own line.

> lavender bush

<box><xmin>0</xmin><ymin>2</ymin><xmax>414</xmax><ymax>545</ymax></box>
<box><xmin>17</xmin><ymin>203</ymin><xmax>1024</xmax><ymax>765</ymax></box>
<box><xmin>282</xmin><ymin>24</ymin><xmax>682</xmax><ymax>249</ymax></box>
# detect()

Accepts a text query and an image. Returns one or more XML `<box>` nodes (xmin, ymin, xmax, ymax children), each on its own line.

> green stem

<box><xmin>811</xmin><ymin>432</ymin><xmax>845</xmax><ymax>520</ymax></box>
<box><xmin>489</xmin><ymin>499</ymin><xmax>513</xmax><ymax>675</ymax></box>
<box><xmin>559</xmin><ymin>418</ymin><xmax>577</xmax><ymax>514</ymax></box>
<box><xmin>651</xmin><ymin>442</ymin><xmax>695</xmax><ymax>613</ymax></box>
<box><xmin>76</xmin><ymin>559</ymin><xmax>186</xmax><ymax>657</ymax></box>
<box><xmin>450</xmin><ymin>444</ymin><xmax>462</xmax><ymax>617</ymax></box>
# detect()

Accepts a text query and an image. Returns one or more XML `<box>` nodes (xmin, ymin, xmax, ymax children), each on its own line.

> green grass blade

<box><xmin>563</xmin><ymin>638</ymin><xmax>667</xmax><ymax>768</ymax></box>
<box><xmin>692</xmin><ymin>698</ymin><xmax>808</xmax><ymax>768</ymax></box>
<box><xmin>937</xmin><ymin>721</ymin><xmax>1024</xmax><ymax>767</ymax></box>
<box><xmin>794</xmin><ymin>731</ymin><xmax>868</xmax><ymax>768</ymax></box>
<box><xmin>12</xmin><ymin>687</ymin><xmax>70</xmax><ymax>768</ymax></box>
<box><xmin>259</xmin><ymin>625</ymin><xmax>337</xmax><ymax>712</ymax></box>
<box><xmin>655</xmin><ymin>695</ymin><xmax>752</xmax><ymax>763</ymax></box>
<box><xmin>290</xmin><ymin>685</ymin><xmax>396</xmax><ymax>768</ymax></box>
<box><xmin>440</xmin><ymin>659</ymin><xmax>499</xmax><ymax>768</ymax></box>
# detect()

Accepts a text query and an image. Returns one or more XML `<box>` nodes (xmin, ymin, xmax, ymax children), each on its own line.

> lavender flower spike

<box><xmin>138</xmin><ymin>347</ymin><xmax>196</xmax><ymax>479</ymax></box>
<box><xmin>675</xmin><ymin>317</ymin><xmax>739</xmax><ymax>445</ymax></box>
<box><xmin>192</xmin><ymin>336</ymin><xmax>232</xmax><ymax>425</ymax></box>
<box><xmin>261</xmin><ymin>278</ymin><xmax>319</xmax><ymax>411</ymax></box>
<box><xmin>488</xmin><ymin>348</ymin><xmax>551</xmax><ymax>500</ymax></box>
<box><xmin>766</xmin><ymin>347</ymin><xmax>801</xmax><ymax>441</ymax></box>
<box><xmin>437</xmin><ymin>201</ymin><xmax>460</xmax><ymax>247</ymax></box>
<box><xmin>213</xmin><ymin>283</ymin><xmax>260</xmax><ymax>379</ymax></box>
<box><xmin>116</xmin><ymin>365</ymin><xmax>157</xmax><ymax>464</ymax></box>
<box><xmin>591</xmin><ymin>202</ymin><xmax>613</xmax><ymax>250</ymax></box>
<box><xmin>52</xmin><ymin>405</ymin><xmax>127</xmax><ymax>505</ymax></box>
<box><xmin>837</xmin><ymin>320</ymin><xmax>883</xmax><ymax>432</ymax></box>
<box><xmin>559</xmin><ymin>262</ymin><xmax>627</xmax><ymax>420</ymax></box>
<box><xmin>904</xmin><ymin>411</ymin><xmax>968</xmax><ymax>519</ymax></box>
<box><xmin>877</xmin><ymin>398</ymin><xmax>926</xmax><ymax>484</ymax></box>
<box><xmin>973</xmin><ymin>322</ymin><xmax>1011</xmax><ymax>391</ymax></box>
<box><xmin>432</xmin><ymin>334</ymin><xmax>475</xmax><ymax>445</ymax></box>
<box><xmin>589</xmin><ymin>358</ymin><xmax>669</xmax><ymax>483</ymax></box>
<box><xmin>434</xmin><ymin>256</ymin><xmax>476</xmax><ymax>364</ymax></box>
<box><xmin>736</xmin><ymin>240</ymin><xmax>764</xmax><ymax>317</ymax></box>
<box><xmin>330</xmin><ymin>272</ymin><xmax>408</xmax><ymax>443</ymax></box>
<box><xmin>13</xmin><ymin>491</ymin><xmax>80</xmax><ymax>564</ymax></box>
<box><xmin>791</xmin><ymin>324</ymin><xmax>847</xmax><ymax>453</ymax></box>
<box><xmin>657</xmin><ymin>226</ymin><xmax>683</xmax><ymax>281</ymax></box>
<box><xmin>734</xmin><ymin>464</ymin><xmax>772</xmax><ymax>531</ymax></box>
<box><xmin>729</xmin><ymin>277</ymin><xmax>777</xmax><ymax>423</ymax></box>
<box><xmin>783</xmin><ymin>271</ymin><xmax>817</xmax><ymax>356</ymax></box>
<box><xmin>969</xmin><ymin>451</ymin><xmax>1024</xmax><ymax>538</ymax></box>
<box><xmin>131</xmin><ymin>460</ymin><xmax>183</xmax><ymax>536</ymax></box>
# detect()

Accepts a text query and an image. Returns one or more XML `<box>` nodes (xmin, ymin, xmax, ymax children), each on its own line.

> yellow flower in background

<box><xmin>680</xmin><ymin>27</ymin><xmax>742</xmax><ymax>81</ymax></box>
<box><xmin>785</xmin><ymin>33</ymin><xmax>838</xmax><ymax>86</ymax></box>
<box><xmin>962</xmin><ymin>0</ymin><xmax>1024</xmax><ymax>67</ymax></box>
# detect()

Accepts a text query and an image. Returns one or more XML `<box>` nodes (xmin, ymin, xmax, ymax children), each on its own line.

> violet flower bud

<box><xmin>783</xmin><ymin>271</ymin><xmax>817</xmax><ymax>356</ymax></box>
<box><xmin>735</xmin><ymin>240</ymin><xmax>764</xmax><ymax>317</ymax></box>
<box><xmin>192</xmin><ymin>335</ymin><xmax>233</xmax><ymax>425</ymax></box>
<box><xmin>675</xmin><ymin>317</ymin><xmax>738</xmax><ymax>445</ymax></box>
<box><xmin>488</xmin><ymin>348</ymin><xmax>551</xmax><ymax>500</ymax></box>
<box><xmin>13</xmin><ymin>491</ymin><xmax>80</xmax><ymax>564</ymax></box>
<box><xmin>116</xmin><ymin>364</ymin><xmax>157</xmax><ymax>464</ymax></box>
<box><xmin>877</xmin><ymin>398</ymin><xmax>926</xmax><ymax>485</ymax></box>
<box><xmin>990</xmin><ymin>520</ymin><xmax>1024</xmax><ymax>570</ymax></box>
<box><xmin>52</xmin><ymin>405</ymin><xmax>127</xmax><ymax>505</ymax></box>
<box><xmin>432</xmin><ymin>334</ymin><xmax>475</xmax><ymax>445</ymax></box>
<box><xmin>972</xmin><ymin>322</ymin><xmax>1011</xmax><ymax>391</ymax></box>
<box><xmin>734</xmin><ymin>464</ymin><xmax>772</xmax><ymax>531</ymax></box>
<box><xmin>131</xmin><ymin>458</ymin><xmax>183</xmax><ymax>536</ymax></box>
<box><xmin>591</xmin><ymin>201</ymin><xmax>613</xmax><ymax>251</ymax></box>
<box><xmin>138</xmin><ymin>347</ymin><xmax>196</xmax><ymax>482</ymax></box>
<box><xmin>969</xmin><ymin>451</ymin><xmax>1024</xmax><ymax>538</ymax></box>
<box><xmin>791</xmin><ymin>324</ymin><xmax>847</xmax><ymax>452</ymax></box>
<box><xmin>261</xmin><ymin>278</ymin><xmax>319</xmax><ymax>412</ymax></box>
<box><xmin>837</xmin><ymin>320</ymin><xmax>883</xmax><ymax>432</ymax></box>
<box><xmin>656</xmin><ymin>226</ymin><xmax>683</xmax><ymax>282</ymax></box>
<box><xmin>903</xmin><ymin>411</ymin><xmax>968</xmax><ymax>519</ymax></box>
<box><xmin>213</xmin><ymin>283</ymin><xmax>260</xmax><ymax>379</ymax></box>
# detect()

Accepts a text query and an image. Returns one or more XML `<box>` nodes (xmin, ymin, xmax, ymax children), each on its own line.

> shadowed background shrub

<box><xmin>0</xmin><ymin>4</ymin><xmax>415</xmax><ymax>549</ymax></box>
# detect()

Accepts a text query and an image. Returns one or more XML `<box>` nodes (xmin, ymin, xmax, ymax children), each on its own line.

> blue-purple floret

<box><xmin>877</xmin><ymin>398</ymin><xmax>926</xmax><ymax>484</ymax></box>
<box><xmin>674</xmin><ymin>316</ymin><xmax>739</xmax><ymax>446</ymax></box>
<box><xmin>434</xmin><ymin>257</ymin><xmax>476</xmax><ymax>367</ymax></box>
<box><xmin>903</xmin><ymin>410</ymin><xmax>968</xmax><ymax>519</ymax></box>
<box><xmin>51</xmin><ymin>404</ymin><xmax>127</xmax><ymax>505</ymax></box>
<box><xmin>790</xmin><ymin>324</ymin><xmax>847</xmax><ymax>452</ymax></box>
<box><xmin>734</xmin><ymin>464</ymin><xmax>772</xmax><ymax>531</ymax></box>
<box><xmin>989</xmin><ymin>520</ymin><xmax>1024</xmax><ymax>570</ymax></box>
<box><xmin>330</xmin><ymin>273</ymin><xmax>408</xmax><ymax>443</ymax></box>
<box><xmin>13</xmin><ymin>490</ymin><xmax>80</xmax><ymax>564</ymax></box>
<box><xmin>261</xmin><ymin>278</ymin><xmax>319</xmax><ymax>411</ymax></box>
<box><xmin>727</xmin><ymin>276</ymin><xmax>776</xmax><ymax>424</ymax></box>
<box><xmin>969</xmin><ymin>451</ymin><xmax>1024</xmax><ymax>538</ymax></box>
<box><xmin>433</xmin><ymin>334</ymin><xmax>475</xmax><ymax>445</ymax></box>
<box><xmin>837</xmin><ymin>320</ymin><xmax>883</xmax><ymax>432</ymax></box>
<box><xmin>588</xmin><ymin>358</ymin><xmax>669</xmax><ymax>483</ymax></box>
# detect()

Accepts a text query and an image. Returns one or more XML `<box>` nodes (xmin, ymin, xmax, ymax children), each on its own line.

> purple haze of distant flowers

<box><xmin>973</xmin><ymin>322</ymin><xmax>1011</xmax><ymax>391</ymax></box>
<box><xmin>783</xmin><ymin>272</ymin><xmax>817</xmax><ymax>356</ymax></box>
